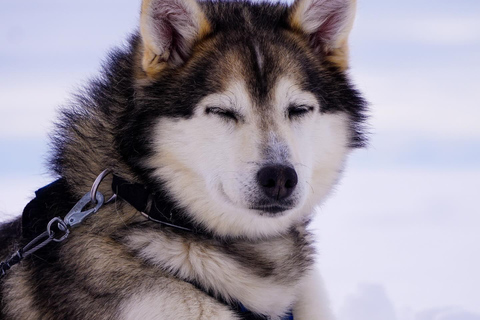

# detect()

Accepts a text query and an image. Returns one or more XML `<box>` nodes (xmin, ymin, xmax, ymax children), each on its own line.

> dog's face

<box><xmin>122</xmin><ymin>0</ymin><xmax>366</xmax><ymax>238</ymax></box>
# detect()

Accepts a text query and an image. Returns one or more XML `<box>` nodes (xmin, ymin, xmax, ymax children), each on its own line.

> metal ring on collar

<box><xmin>90</xmin><ymin>169</ymin><xmax>112</xmax><ymax>204</ymax></box>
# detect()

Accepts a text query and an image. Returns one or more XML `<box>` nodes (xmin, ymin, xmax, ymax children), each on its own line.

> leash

<box><xmin>0</xmin><ymin>170</ymin><xmax>294</xmax><ymax>319</ymax></box>
<box><xmin>0</xmin><ymin>169</ymin><xmax>111</xmax><ymax>278</ymax></box>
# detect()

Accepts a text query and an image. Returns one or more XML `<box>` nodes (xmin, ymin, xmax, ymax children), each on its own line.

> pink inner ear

<box><xmin>148</xmin><ymin>0</ymin><xmax>199</xmax><ymax>63</ymax></box>
<box><xmin>300</xmin><ymin>0</ymin><xmax>352</xmax><ymax>49</ymax></box>
<box><xmin>317</xmin><ymin>9</ymin><xmax>347</xmax><ymax>43</ymax></box>
<box><xmin>151</xmin><ymin>17</ymin><xmax>173</xmax><ymax>55</ymax></box>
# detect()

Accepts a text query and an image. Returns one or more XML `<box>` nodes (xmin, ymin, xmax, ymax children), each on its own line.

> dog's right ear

<box><xmin>140</xmin><ymin>0</ymin><xmax>211</xmax><ymax>77</ymax></box>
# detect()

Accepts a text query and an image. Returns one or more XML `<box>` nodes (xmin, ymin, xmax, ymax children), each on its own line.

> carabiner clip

<box><xmin>64</xmin><ymin>191</ymin><xmax>105</xmax><ymax>228</ymax></box>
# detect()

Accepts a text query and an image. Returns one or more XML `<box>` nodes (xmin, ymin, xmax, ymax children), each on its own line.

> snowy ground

<box><xmin>1</xmin><ymin>0</ymin><xmax>479</xmax><ymax>319</ymax></box>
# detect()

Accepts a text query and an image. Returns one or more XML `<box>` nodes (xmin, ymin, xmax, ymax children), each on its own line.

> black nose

<box><xmin>257</xmin><ymin>165</ymin><xmax>298</xmax><ymax>200</ymax></box>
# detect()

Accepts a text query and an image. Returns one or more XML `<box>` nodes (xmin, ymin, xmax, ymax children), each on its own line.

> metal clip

<box><xmin>63</xmin><ymin>169</ymin><xmax>111</xmax><ymax>228</ymax></box>
<box><xmin>64</xmin><ymin>191</ymin><xmax>104</xmax><ymax>228</ymax></box>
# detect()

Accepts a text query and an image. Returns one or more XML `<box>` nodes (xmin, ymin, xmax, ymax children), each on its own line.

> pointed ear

<box><xmin>289</xmin><ymin>0</ymin><xmax>356</xmax><ymax>70</ymax></box>
<box><xmin>140</xmin><ymin>0</ymin><xmax>211</xmax><ymax>77</ymax></box>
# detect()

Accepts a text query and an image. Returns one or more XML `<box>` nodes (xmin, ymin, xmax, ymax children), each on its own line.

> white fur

<box><xmin>121</xmin><ymin>228</ymin><xmax>335</xmax><ymax>319</ymax></box>
<box><xmin>124</xmin><ymin>231</ymin><xmax>302</xmax><ymax>319</ymax></box>
<box><xmin>120</xmin><ymin>281</ymin><xmax>239</xmax><ymax>320</ymax></box>
<box><xmin>147</xmin><ymin>77</ymin><xmax>351</xmax><ymax>239</ymax></box>
<box><xmin>254</xmin><ymin>42</ymin><xmax>264</xmax><ymax>73</ymax></box>
<box><xmin>293</xmin><ymin>268</ymin><xmax>335</xmax><ymax>319</ymax></box>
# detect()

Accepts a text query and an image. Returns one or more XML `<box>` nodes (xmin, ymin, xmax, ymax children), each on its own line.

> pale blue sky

<box><xmin>1</xmin><ymin>1</ymin><xmax>479</xmax><ymax>319</ymax></box>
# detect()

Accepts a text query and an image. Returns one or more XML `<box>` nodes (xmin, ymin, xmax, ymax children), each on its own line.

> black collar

<box><xmin>111</xmin><ymin>174</ymin><xmax>209</xmax><ymax>235</ymax></box>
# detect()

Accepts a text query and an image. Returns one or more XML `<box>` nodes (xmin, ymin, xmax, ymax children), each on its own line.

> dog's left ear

<box><xmin>140</xmin><ymin>0</ymin><xmax>211</xmax><ymax>77</ymax></box>
<box><xmin>289</xmin><ymin>0</ymin><xmax>356</xmax><ymax>70</ymax></box>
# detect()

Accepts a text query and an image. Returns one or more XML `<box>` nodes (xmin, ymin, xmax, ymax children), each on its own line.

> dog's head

<box><xmin>121</xmin><ymin>0</ymin><xmax>366</xmax><ymax>238</ymax></box>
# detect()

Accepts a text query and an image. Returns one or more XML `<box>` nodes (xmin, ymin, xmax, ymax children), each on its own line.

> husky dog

<box><xmin>0</xmin><ymin>0</ymin><xmax>366</xmax><ymax>318</ymax></box>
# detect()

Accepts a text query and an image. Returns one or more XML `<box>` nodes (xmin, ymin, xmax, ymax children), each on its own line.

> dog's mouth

<box><xmin>218</xmin><ymin>183</ymin><xmax>296</xmax><ymax>215</ymax></box>
<box><xmin>250</xmin><ymin>205</ymin><xmax>293</xmax><ymax>215</ymax></box>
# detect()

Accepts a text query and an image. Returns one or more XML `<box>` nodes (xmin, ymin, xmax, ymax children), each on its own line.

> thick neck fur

<box><xmin>119</xmin><ymin>219</ymin><xmax>315</xmax><ymax>317</ymax></box>
<box><xmin>49</xmin><ymin>35</ymin><xmax>141</xmax><ymax>199</ymax></box>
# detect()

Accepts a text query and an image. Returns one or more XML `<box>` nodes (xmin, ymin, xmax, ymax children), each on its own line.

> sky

<box><xmin>1</xmin><ymin>0</ymin><xmax>480</xmax><ymax>319</ymax></box>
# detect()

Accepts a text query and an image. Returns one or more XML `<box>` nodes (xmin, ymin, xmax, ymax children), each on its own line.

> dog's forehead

<box><xmin>203</xmin><ymin>39</ymin><xmax>316</xmax><ymax>114</ymax></box>
<box><xmin>235</xmin><ymin>39</ymin><xmax>303</xmax><ymax>101</ymax></box>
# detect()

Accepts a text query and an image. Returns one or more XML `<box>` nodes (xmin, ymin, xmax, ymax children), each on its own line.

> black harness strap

<box><xmin>21</xmin><ymin>178</ymin><xmax>70</xmax><ymax>239</ymax></box>
<box><xmin>1</xmin><ymin>179</ymin><xmax>73</xmax><ymax>278</ymax></box>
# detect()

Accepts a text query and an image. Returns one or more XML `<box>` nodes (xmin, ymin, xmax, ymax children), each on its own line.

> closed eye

<box><xmin>287</xmin><ymin>104</ymin><xmax>315</xmax><ymax>120</ymax></box>
<box><xmin>205</xmin><ymin>107</ymin><xmax>241</xmax><ymax>122</ymax></box>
